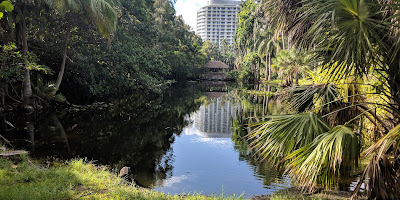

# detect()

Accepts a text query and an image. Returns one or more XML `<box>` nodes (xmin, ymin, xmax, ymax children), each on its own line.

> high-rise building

<box><xmin>196</xmin><ymin>0</ymin><xmax>240</xmax><ymax>47</ymax></box>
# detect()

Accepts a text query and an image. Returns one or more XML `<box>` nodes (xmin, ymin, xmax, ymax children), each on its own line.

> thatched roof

<box><xmin>206</xmin><ymin>61</ymin><xmax>229</xmax><ymax>69</ymax></box>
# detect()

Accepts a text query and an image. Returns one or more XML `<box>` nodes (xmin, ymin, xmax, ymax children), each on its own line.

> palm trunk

<box><xmin>52</xmin><ymin>26</ymin><xmax>71</xmax><ymax>95</ymax></box>
<box><xmin>265</xmin><ymin>54</ymin><xmax>268</xmax><ymax>81</ymax></box>
<box><xmin>20</xmin><ymin>4</ymin><xmax>33</xmax><ymax>107</ymax></box>
<box><xmin>267</xmin><ymin>54</ymin><xmax>271</xmax><ymax>92</ymax></box>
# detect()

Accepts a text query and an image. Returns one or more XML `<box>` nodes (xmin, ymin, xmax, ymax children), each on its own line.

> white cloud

<box><xmin>175</xmin><ymin>0</ymin><xmax>208</xmax><ymax>31</ymax></box>
<box><xmin>162</xmin><ymin>175</ymin><xmax>190</xmax><ymax>188</ymax></box>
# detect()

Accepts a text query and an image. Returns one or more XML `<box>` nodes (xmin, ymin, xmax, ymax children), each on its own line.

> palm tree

<box><xmin>247</xmin><ymin>0</ymin><xmax>400</xmax><ymax>198</ymax></box>
<box><xmin>47</xmin><ymin>0</ymin><xmax>117</xmax><ymax>95</ymax></box>
<box><xmin>13</xmin><ymin>0</ymin><xmax>34</xmax><ymax>108</ymax></box>
<box><xmin>272</xmin><ymin>49</ymin><xmax>311</xmax><ymax>86</ymax></box>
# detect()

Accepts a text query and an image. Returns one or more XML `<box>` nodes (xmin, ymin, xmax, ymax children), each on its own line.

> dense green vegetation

<box><xmin>0</xmin><ymin>0</ymin><xmax>208</xmax><ymax>108</ymax></box>
<box><xmin>233</xmin><ymin>0</ymin><xmax>400</xmax><ymax>199</ymax></box>
<box><xmin>201</xmin><ymin>38</ymin><xmax>235</xmax><ymax>68</ymax></box>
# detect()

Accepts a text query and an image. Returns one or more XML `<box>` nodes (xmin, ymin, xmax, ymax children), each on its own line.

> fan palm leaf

<box><xmin>248</xmin><ymin>112</ymin><xmax>330</xmax><ymax>164</ymax></box>
<box><xmin>286</xmin><ymin>83</ymin><xmax>340</xmax><ymax>112</ymax></box>
<box><xmin>297</xmin><ymin>0</ymin><xmax>389</xmax><ymax>80</ymax></box>
<box><xmin>285</xmin><ymin>125</ymin><xmax>360</xmax><ymax>190</ymax></box>
<box><xmin>354</xmin><ymin>124</ymin><xmax>400</xmax><ymax>200</ymax></box>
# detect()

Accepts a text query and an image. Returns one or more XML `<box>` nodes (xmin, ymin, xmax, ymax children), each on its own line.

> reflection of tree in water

<box><xmin>0</xmin><ymin>83</ymin><xmax>205</xmax><ymax>188</ymax></box>
<box><xmin>231</xmin><ymin>91</ymin><xmax>288</xmax><ymax>187</ymax></box>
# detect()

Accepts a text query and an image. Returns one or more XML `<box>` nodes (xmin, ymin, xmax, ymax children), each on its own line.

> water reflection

<box><xmin>151</xmin><ymin>94</ymin><xmax>290</xmax><ymax>197</ymax></box>
<box><xmin>0</xmin><ymin>83</ymin><xmax>291</xmax><ymax>198</ymax></box>
<box><xmin>193</xmin><ymin>99</ymin><xmax>237</xmax><ymax>138</ymax></box>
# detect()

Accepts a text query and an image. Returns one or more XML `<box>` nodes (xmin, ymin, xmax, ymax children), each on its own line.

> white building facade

<box><xmin>196</xmin><ymin>0</ymin><xmax>241</xmax><ymax>46</ymax></box>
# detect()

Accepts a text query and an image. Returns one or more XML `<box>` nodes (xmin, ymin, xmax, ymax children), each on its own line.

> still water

<box><xmin>0</xmin><ymin>83</ymin><xmax>290</xmax><ymax>198</ymax></box>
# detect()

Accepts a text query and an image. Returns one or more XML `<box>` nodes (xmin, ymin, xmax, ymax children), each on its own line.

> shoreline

<box><xmin>0</xmin><ymin>148</ymin><xmax>364</xmax><ymax>200</ymax></box>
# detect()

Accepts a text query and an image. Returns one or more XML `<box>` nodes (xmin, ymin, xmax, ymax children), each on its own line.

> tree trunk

<box><xmin>20</xmin><ymin>4</ymin><xmax>33</xmax><ymax>108</ymax></box>
<box><xmin>281</xmin><ymin>30</ymin><xmax>285</xmax><ymax>50</ymax></box>
<box><xmin>52</xmin><ymin>26</ymin><xmax>72</xmax><ymax>95</ymax></box>
<box><xmin>267</xmin><ymin>54</ymin><xmax>271</xmax><ymax>92</ymax></box>
<box><xmin>265</xmin><ymin>54</ymin><xmax>268</xmax><ymax>81</ymax></box>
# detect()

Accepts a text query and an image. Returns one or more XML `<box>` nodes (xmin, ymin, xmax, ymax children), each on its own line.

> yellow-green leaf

<box><xmin>0</xmin><ymin>1</ymin><xmax>13</xmax><ymax>12</ymax></box>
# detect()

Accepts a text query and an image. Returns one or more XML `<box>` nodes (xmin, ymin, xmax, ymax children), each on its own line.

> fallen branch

<box><xmin>0</xmin><ymin>150</ymin><xmax>27</xmax><ymax>157</ymax></box>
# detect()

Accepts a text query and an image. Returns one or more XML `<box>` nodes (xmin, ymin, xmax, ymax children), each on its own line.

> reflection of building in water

<box><xmin>193</xmin><ymin>99</ymin><xmax>237</xmax><ymax>138</ymax></box>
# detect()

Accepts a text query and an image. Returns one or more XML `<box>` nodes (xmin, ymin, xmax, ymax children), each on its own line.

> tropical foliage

<box><xmin>235</xmin><ymin>0</ymin><xmax>400</xmax><ymax>199</ymax></box>
<box><xmin>0</xmin><ymin>0</ymin><xmax>208</xmax><ymax>108</ymax></box>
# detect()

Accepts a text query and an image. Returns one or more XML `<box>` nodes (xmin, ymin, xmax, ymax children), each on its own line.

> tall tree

<box><xmin>47</xmin><ymin>0</ymin><xmax>117</xmax><ymax>95</ymax></box>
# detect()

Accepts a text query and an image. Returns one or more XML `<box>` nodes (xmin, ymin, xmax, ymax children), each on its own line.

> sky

<box><xmin>174</xmin><ymin>0</ymin><xmax>209</xmax><ymax>31</ymax></box>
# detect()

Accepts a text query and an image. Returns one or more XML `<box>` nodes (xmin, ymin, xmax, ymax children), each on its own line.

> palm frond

<box><xmin>285</xmin><ymin>125</ymin><xmax>359</xmax><ymax>190</ymax></box>
<box><xmin>248</xmin><ymin>112</ymin><xmax>330</xmax><ymax>164</ymax></box>
<box><xmin>364</xmin><ymin>123</ymin><xmax>400</xmax><ymax>157</ymax></box>
<box><xmin>352</xmin><ymin>154</ymin><xmax>400</xmax><ymax>199</ymax></box>
<box><xmin>286</xmin><ymin>83</ymin><xmax>340</xmax><ymax>112</ymax></box>
<box><xmin>297</xmin><ymin>0</ymin><xmax>390</xmax><ymax>80</ymax></box>
<box><xmin>88</xmin><ymin>0</ymin><xmax>117</xmax><ymax>38</ymax></box>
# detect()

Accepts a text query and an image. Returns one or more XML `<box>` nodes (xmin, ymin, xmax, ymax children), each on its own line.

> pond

<box><xmin>0</xmin><ymin>82</ymin><xmax>290</xmax><ymax>198</ymax></box>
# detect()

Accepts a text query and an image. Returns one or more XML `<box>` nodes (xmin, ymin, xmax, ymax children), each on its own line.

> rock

<box><xmin>119</xmin><ymin>166</ymin><xmax>130</xmax><ymax>177</ymax></box>
<box><xmin>119</xmin><ymin>166</ymin><xmax>135</xmax><ymax>185</ymax></box>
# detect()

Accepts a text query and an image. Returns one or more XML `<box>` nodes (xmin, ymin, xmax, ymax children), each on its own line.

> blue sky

<box><xmin>174</xmin><ymin>0</ymin><xmax>208</xmax><ymax>31</ymax></box>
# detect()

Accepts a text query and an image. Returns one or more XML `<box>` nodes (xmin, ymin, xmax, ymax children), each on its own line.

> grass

<box><xmin>268</xmin><ymin>191</ymin><xmax>318</xmax><ymax>200</ymax></box>
<box><xmin>0</xmin><ymin>154</ymin><xmax>241</xmax><ymax>200</ymax></box>
<box><xmin>1</xmin><ymin>147</ymin><xmax>350</xmax><ymax>200</ymax></box>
